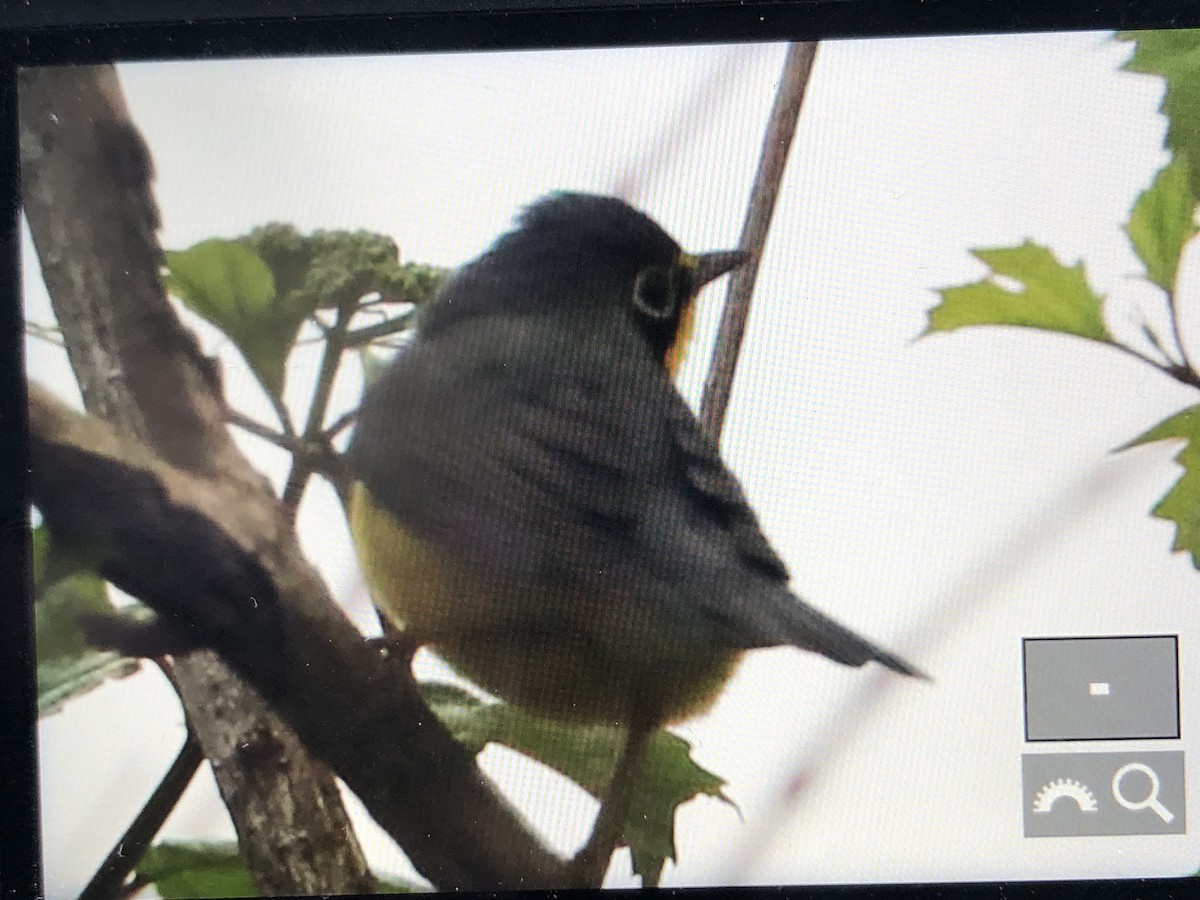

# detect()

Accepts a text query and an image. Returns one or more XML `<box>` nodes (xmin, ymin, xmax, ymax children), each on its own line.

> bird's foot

<box><xmin>366</xmin><ymin>627</ymin><xmax>420</xmax><ymax>668</ymax></box>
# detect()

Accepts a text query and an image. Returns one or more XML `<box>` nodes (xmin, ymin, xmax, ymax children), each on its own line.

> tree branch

<box><xmin>1106</xmin><ymin>338</ymin><xmax>1200</xmax><ymax>390</ymax></box>
<box><xmin>343</xmin><ymin>310</ymin><xmax>416</xmax><ymax>347</ymax></box>
<box><xmin>700</xmin><ymin>43</ymin><xmax>819</xmax><ymax>440</ymax></box>
<box><xmin>78</xmin><ymin>731</ymin><xmax>204</xmax><ymax>900</ymax></box>
<box><xmin>226</xmin><ymin>408</ymin><xmax>302</xmax><ymax>454</ymax></box>
<box><xmin>28</xmin><ymin>387</ymin><xmax>566</xmax><ymax>889</ymax></box>
<box><xmin>19</xmin><ymin>65</ymin><xmax>376</xmax><ymax>898</ymax></box>
<box><xmin>323</xmin><ymin>408</ymin><xmax>358</xmax><ymax>441</ymax></box>
<box><xmin>281</xmin><ymin>299</ymin><xmax>354</xmax><ymax>518</ymax></box>
<box><xmin>1164</xmin><ymin>287</ymin><xmax>1195</xmax><ymax>376</ymax></box>
<box><xmin>21</xmin><ymin>64</ymin><xmax>561</xmax><ymax>891</ymax></box>
<box><xmin>226</xmin><ymin>408</ymin><xmax>348</xmax><ymax>492</ymax></box>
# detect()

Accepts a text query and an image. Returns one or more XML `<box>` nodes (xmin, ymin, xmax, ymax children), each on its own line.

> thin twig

<box><xmin>323</xmin><ymin>408</ymin><xmax>358</xmax><ymax>441</ymax></box>
<box><xmin>699</xmin><ymin>43</ymin><xmax>819</xmax><ymax>440</ymax></box>
<box><xmin>1139</xmin><ymin>321</ymin><xmax>1179</xmax><ymax>367</ymax></box>
<box><xmin>1165</xmin><ymin>288</ymin><xmax>1194</xmax><ymax>374</ymax></box>
<box><xmin>344</xmin><ymin>310</ymin><xmax>416</xmax><ymax>347</ymax></box>
<box><xmin>25</xmin><ymin>320</ymin><xmax>65</xmax><ymax>347</ymax></box>
<box><xmin>1106</xmin><ymin>338</ymin><xmax>1200</xmax><ymax>389</ymax></box>
<box><xmin>226</xmin><ymin>408</ymin><xmax>300</xmax><ymax>454</ymax></box>
<box><xmin>78</xmin><ymin>731</ymin><xmax>204</xmax><ymax>900</ymax></box>
<box><xmin>266</xmin><ymin>392</ymin><xmax>297</xmax><ymax>439</ymax></box>
<box><xmin>281</xmin><ymin>300</ymin><xmax>355</xmax><ymax>518</ymax></box>
<box><xmin>226</xmin><ymin>408</ymin><xmax>349</xmax><ymax>494</ymax></box>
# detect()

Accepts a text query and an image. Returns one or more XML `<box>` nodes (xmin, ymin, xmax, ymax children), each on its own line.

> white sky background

<box><xmin>23</xmin><ymin>30</ymin><xmax>1200</xmax><ymax>896</ymax></box>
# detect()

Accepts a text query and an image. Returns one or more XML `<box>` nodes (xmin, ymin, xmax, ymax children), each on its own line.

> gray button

<box><xmin>1024</xmin><ymin>636</ymin><xmax>1179</xmax><ymax>741</ymax></box>
<box><xmin>1023</xmin><ymin>751</ymin><xmax>1186</xmax><ymax>836</ymax></box>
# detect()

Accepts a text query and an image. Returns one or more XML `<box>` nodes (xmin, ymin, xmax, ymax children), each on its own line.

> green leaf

<box><xmin>422</xmin><ymin>682</ymin><xmax>731</xmax><ymax>885</ymax></box>
<box><xmin>1125</xmin><ymin>156</ymin><xmax>1199</xmax><ymax>292</ymax></box>
<box><xmin>376</xmin><ymin>875</ymin><xmax>422</xmax><ymax>893</ymax></box>
<box><xmin>136</xmin><ymin>842</ymin><xmax>258</xmax><ymax>899</ymax></box>
<box><xmin>35</xmin><ymin>553</ymin><xmax>108</xmax><ymax>660</ymax></box>
<box><xmin>135</xmin><ymin>841</ymin><xmax>422</xmax><ymax>897</ymax></box>
<box><xmin>164</xmin><ymin>240</ymin><xmax>296</xmax><ymax>399</ymax></box>
<box><xmin>1119</xmin><ymin>30</ymin><xmax>1200</xmax><ymax>198</ymax></box>
<box><xmin>164</xmin><ymin>240</ymin><xmax>275</xmax><ymax>330</ymax></box>
<box><xmin>927</xmin><ymin>241</ymin><xmax>1112</xmax><ymax>344</ymax></box>
<box><xmin>1120</xmin><ymin>29</ymin><xmax>1200</xmax><ymax>74</ymax></box>
<box><xmin>38</xmin><ymin>653</ymin><xmax>140</xmax><ymax>717</ymax></box>
<box><xmin>166</xmin><ymin>228</ymin><xmax>447</xmax><ymax>401</ymax></box>
<box><xmin>32</xmin><ymin>525</ymin><xmax>140</xmax><ymax>716</ymax></box>
<box><xmin>1123</xmin><ymin>404</ymin><xmax>1200</xmax><ymax>568</ymax></box>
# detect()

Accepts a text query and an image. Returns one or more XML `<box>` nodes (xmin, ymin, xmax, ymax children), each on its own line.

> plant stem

<box><xmin>227</xmin><ymin>408</ymin><xmax>349</xmax><ymax>486</ymax></box>
<box><xmin>266</xmin><ymin>391</ymin><xmax>297</xmax><ymax>439</ymax></box>
<box><xmin>699</xmin><ymin>42</ymin><xmax>819</xmax><ymax>441</ymax></box>
<box><xmin>25</xmin><ymin>320</ymin><xmax>65</xmax><ymax>346</ymax></box>
<box><xmin>226</xmin><ymin>408</ymin><xmax>300</xmax><ymax>453</ymax></box>
<box><xmin>1139</xmin><ymin>321</ymin><xmax>1180</xmax><ymax>368</ymax></box>
<box><xmin>1107</xmin><ymin>338</ymin><xmax>1200</xmax><ymax>390</ymax></box>
<box><xmin>78</xmin><ymin>732</ymin><xmax>203</xmax><ymax>900</ymax></box>
<box><xmin>1165</xmin><ymin>287</ymin><xmax>1195</xmax><ymax>375</ymax></box>
<box><xmin>343</xmin><ymin>310</ymin><xmax>416</xmax><ymax>347</ymax></box>
<box><xmin>281</xmin><ymin>301</ymin><xmax>355</xmax><ymax>518</ymax></box>
<box><xmin>323</xmin><ymin>408</ymin><xmax>358</xmax><ymax>441</ymax></box>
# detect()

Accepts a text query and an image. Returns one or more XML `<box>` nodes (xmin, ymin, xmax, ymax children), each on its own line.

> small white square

<box><xmin>1089</xmin><ymin>682</ymin><xmax>1111</xmax><ymax>696</ymax></box>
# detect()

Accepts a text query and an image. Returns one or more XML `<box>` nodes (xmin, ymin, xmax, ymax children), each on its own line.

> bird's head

<box><xmin>428</xmin><ymin>192</ymin><xmax>747</xmax><ymax>373</ymax></box>
<box><xmin>513</xmin><ymin>193</ymin><xmax>747</xmax><ymax>372</ymax></box>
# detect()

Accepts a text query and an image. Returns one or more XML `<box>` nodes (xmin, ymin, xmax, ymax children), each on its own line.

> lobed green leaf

<box><xmin>927</xmin><ymin>241</ymin><xmax>1111</xmax><ymax>343</ymax></box>
<box><xmin>164</xmin><ymin>239</ymin><xmax>297</xmax><ymax>398</ymax></box>
<box><xmin>1119</xmin><ymin>30</ymin><xmax>1200</xmax><ymax>198</ymax></box>
<box><xmin>422</xmin><ymin>682</ymin><xmax>731</xmax><ymax>885</ymax></box>
<box><xmin>136</xmin><ymin>840</ymin><xmax>420</xmax><ymax>897</ymax></box>
<box><xmin>136</xmin><ymin>842</ymin><xmax>258</xmax><ymax>899</ymax></box>
<box><xmin>1125</xmin><ymin>156</ymin><xmax>1198</xmax><ymax>292</ymax></box>
<box><xmin>165</xmin><ymin>229</ymin><xmax>446</xmax><ymax>401</ymax></box>
<box><xmin>1123</xmin><ymin>405</ymin><xmax>1200</xmax><ymax>568</ymax></box>
<box><xmin>32</xmin><ymin>524</ymin><xmax>140</xmax><ymax>715</ymax></box>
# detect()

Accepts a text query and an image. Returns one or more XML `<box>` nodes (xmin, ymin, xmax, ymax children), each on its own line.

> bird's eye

<box><xmin>632</xmin><ymin>266</ymin><xmax>678</xmax><ymax>321</ymax></box>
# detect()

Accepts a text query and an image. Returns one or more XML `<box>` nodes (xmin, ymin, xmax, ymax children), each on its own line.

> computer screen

<box><xmin>11</xmin><ymin>7</ymin><xmax>1200</xmax><ymax>897</ymax></box>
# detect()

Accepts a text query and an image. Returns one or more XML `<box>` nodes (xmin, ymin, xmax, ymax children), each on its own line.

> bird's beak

<box><xmin>693</xmin><ymin>249</ymin><xmax>749</xmax><ymax>288</ymax></box>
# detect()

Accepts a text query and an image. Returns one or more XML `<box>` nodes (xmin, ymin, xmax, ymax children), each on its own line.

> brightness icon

<box><xmin>1033</xmin><ymin>778</ymin><xmax>1099</xmax><ymax>814</ymax></box>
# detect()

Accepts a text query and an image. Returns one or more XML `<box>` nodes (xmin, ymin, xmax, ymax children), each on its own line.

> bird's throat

<box><xmin>665</xmin><ymin>299</ymin><xmax>697</xmax><ymax>377</ymax></box>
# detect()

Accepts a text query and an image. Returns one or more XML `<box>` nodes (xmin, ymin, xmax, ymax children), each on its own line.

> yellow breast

<box><xmin>349</xmin><ymin>481</ymin><xmax>742</xmax><ymax>724</ymax></box>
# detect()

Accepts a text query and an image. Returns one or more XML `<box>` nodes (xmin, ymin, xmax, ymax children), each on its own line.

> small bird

<box><xmin>347</xmin><ymin>192</ymin><xmax>921</xmax><ymax>883</ymax></box>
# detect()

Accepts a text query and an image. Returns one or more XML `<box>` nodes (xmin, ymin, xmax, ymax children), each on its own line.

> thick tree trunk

<box><xmin>20</xmin><ymin>64</ymin><xmax>564</xmax><ymax>891</ymax></box>
<box><xmin>19</xmin><ymin>63</ymin><xmax>376</xmax><ymax>898</ymax></box>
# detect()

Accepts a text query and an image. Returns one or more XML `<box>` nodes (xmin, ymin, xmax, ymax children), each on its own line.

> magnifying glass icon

<box><xmin>1112</xmin><ymin>762</ymin><xmax>1174</xmax><ymax>823</ymax></box>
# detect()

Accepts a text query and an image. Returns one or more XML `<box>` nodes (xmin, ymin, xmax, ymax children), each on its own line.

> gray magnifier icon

<box><xmin>1112</xmin><ymin>762</ymin><xmax>1174</xmax><ymax>823</ymax></box>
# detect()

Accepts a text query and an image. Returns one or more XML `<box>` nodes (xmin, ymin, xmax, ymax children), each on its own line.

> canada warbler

<box><xmin>347</xmin><ymin>193</ymin><xmax>921</xmax><ymax>877</ymax></box>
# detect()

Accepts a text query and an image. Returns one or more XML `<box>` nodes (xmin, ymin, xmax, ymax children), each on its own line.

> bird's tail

<box><xmin>774</xmin><ymin>592</ymin><xmax>928</xmax><ymax>680</ymax></box>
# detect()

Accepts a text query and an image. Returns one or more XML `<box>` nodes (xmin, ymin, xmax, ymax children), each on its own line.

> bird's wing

<box><xmin>663</xmin><ymin>398</ymin><xmax>790</xmax><ymax>581</ymax></box>
<box><xmin>349</xmin><ymin>316</ymin><xmax>665</xmax><ymax>589</ymax></box>
<box><xmin>350</xmin><ymin>315</ymin><xmax>917</xmax><ymax>674</ymax></box>
<box><xmin>661</xmin><ymin>400</ymin><xmax>922</xmax><ymax>675</ymax></box>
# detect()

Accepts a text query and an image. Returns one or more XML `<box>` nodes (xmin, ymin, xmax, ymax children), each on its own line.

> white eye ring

<box><xmin>633</xmin><ymin>267</ymin><xmax>677</xmax><ymax>321</ymax></box>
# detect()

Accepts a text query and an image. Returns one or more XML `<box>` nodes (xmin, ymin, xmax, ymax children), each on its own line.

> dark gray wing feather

<box><xmin>660</xmin><ymin>397</ymin><xmax>921</xmax><ymax>676</ymax></box>
<box><xmin>349</xmin><ymin>313</ymin><xmax>919</xmax><ymax>676</ymax></box>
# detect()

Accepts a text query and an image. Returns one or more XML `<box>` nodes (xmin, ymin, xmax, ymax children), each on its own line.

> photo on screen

<box><xmin>20</xmin><ymin>26</ymin><xmax>1200</xmax><ymax>896</ymax></box>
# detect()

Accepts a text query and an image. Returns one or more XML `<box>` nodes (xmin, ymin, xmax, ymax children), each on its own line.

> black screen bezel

<box><xmin>3</xmin><ymin>3</ymin><xmax>1199</xmax><ymax>899</ymax></box>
